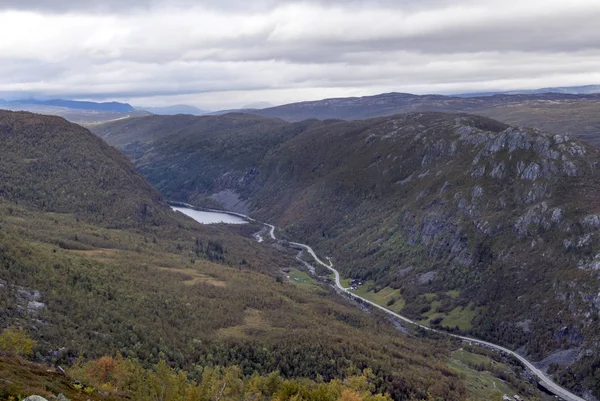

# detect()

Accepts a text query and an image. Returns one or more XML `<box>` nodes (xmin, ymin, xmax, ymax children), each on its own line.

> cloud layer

<box><xmin>1</xmin><ymin>0</ymin><xmax>600</xmax><ymax>109</ymax></box>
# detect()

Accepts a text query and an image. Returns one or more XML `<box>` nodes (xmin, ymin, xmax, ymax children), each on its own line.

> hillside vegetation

<box><xmin>0</xmin><ymin>111</ymin><xmax>168</xmax><ymax>227</ymax></box>
<box><xmin>96</xmin><ymin>113</ymin><xmax>316</xmax><ymax>211</ymax></box>
<box><xmin>0</xmin><ymin>110</ymin><xmax>490</xmax><ymax>401</ymax></box>
<box><xmin>95</xmin><ymin>111</ymin><xmax>600</xmax><ymax>398</ymax></box>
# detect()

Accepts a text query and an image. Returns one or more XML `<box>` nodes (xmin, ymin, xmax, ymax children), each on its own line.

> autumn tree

<box><xmin>0</xmin><ymin>326</ymin><xmax>37</xmax><ymax>357</ymax></box>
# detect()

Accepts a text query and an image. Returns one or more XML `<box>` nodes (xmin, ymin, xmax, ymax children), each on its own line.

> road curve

<box><xmin>175</xmin><ymin>204</ymin><xmax>585</xmax><ymax>401</ymax></box>
<box><xmin>288</xmin><ymin>243</ymin><xmax>585</xmax><ymax>401</ymax></box>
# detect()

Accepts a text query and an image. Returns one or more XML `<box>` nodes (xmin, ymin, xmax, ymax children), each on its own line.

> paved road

<box><xmin>289</xmin><ymin>243</ymin><xmax>586</xmax><ymax>401</ymax></box>
<box><xmin>183</xmin><ymin>205</ymin><xmax>586</xmax><ymax>401</ymax></box>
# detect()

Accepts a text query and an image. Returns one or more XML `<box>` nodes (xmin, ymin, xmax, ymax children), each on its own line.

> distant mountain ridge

<box><xmin>456</xmin><ymin>84</ymin><xmax>600</xmax><ymax>97</ymax></box>
<box><xmin>240</xmin><ymin>91</ymin><xmax>600</xmax><ymax>146</ymax></box>
<box><xmin>0</xmin><ymin>98</ymin><xmax>134</xmax><ymax>112</ymax></box>
<box><xmin>0</xmin><ymin>99</ymin><xmax>149</xmax><ymax>125</ymax></box>
<box><xmin>136</xmin><ymin>104</ymin><xmax>207</xmax><ymax>115</ymax></box>
<box><xmin>250</xmin><ymin>91</ymin><xmax>600</xmax><ymax>122</ymax></box>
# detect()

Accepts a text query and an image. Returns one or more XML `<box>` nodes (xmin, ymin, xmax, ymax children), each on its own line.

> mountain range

<box><xmin>4</xmin><ymin>85</ymin><xmax>600</xmax><ymax>147</ymax></box>
<box><xmin>1</xmin><ymin>109</ymin><xmax>515</xmax><ymax>401</ymax></box>
<box><xmin>0</xmin><ymin>99</ymin><xmax>135</xmax><ymax>112</ymax></box>
<box><xmin>457</xmin><ymin>84</ymin><xmax>600</xmax><ymax>97</ymax></box>
<box><xmin>94</xmin><ymin>110</ymin><xmax>600</xmax><ymax>399</ymax></box>
<box><xmin>135</xmin><ymin>104</ymin><xmax>207</xmax><ymax>115</ymax></box>
<box><xmin>244</xmin><ymin>92</ymin><xmax>600</xmax><ymax>145</ymax></box>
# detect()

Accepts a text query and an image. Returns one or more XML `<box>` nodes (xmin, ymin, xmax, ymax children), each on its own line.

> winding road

<box><xmin>291</xmin><ymin>243</ymin><xmax>585</xmax><ymax>401</ymax></box>
<box><xmin>176</xmin><ymin>204</ymin><xmax>586</xmax><ymax>401</ymax></box>
<box><xmin>287</xmin><ymin>228</ymin><xmax>584</xmax><ymax>400</ymax></box>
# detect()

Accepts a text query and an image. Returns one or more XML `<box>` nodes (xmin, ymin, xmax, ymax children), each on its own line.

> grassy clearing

<box><xmin>420</xmin><ymin>299</ymin><xmax>479</xmax><ymax>331</ymax></box>
<box><xmin>423</xmin><ymin>293</ymin><xmax>438</xmax><ymax>302</ymax></box>
<box><xmin>70</xmin><ymin>248</ymin><xmax>119</xmax><ymax>257</ymax></box>
<box><xmin>448</xmin><ymin>349</ymin><xmax>526</xmax><ymax>401</ymax></box>
<box><xmin>218</xmin><ymin>309</ymin><xmax>279</xmax><ymax>339</ymax></box>
<box><xmin>442</xmin><ymin>304</ymin><xmax>478</xmax><ymax>331</ymax></box>
<box><xmin>422</xmin><ymin>300</ymin><xmax>445</xmax><ymax>325</ymax></box>
<box><xmin>350</xmin><ymin>282</ymin><xmax>406</xmax><ymax>314</ymax></box>
<box><xmin>157</xmin><ymin>267</ymin><xmax>227</xmax><ymax>287</ymax></box>
<box><xmin>287</xmin><ymin>268</ymin><xmax>317</xmax><ymax>288</ymax></box>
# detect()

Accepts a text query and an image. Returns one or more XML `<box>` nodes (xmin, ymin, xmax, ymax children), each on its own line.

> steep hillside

<box><xmin>253</xmin><ymin>113</ymin><xmax>600</xmax><ymax>397</ymax></box>
<box><xmin>0</xmin><ymin>111</ymin><xmax>169</xmax><ymax>227</ymax></box>
<box><xmin>250</xmin><ymin>92</ymin><xmax>600</xmax><ymax>146</ymax></box>
<box><xmin>94</xmin><ymin>113</ymin><xmax>316</xmax><ymax>211</ymax></box>
<box><xmin>94</xmin><ymin>111</ymin><xmax>600</xmax><ymax>398</ymax></box>
<box><xmin>0</xmin><ymin>110</ymin><xmax>491</xmax><ymax>401</ymax></box>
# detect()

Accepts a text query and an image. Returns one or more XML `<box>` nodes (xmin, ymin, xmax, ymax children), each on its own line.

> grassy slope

<box><xmin>0</xmin><ymin>356</ymin><xmax>126</xmax><ymax>401</ymax></box>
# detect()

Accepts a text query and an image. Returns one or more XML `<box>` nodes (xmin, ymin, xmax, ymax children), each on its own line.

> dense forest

<box><xmin>1</xmin><ymin>343</ymin><xmax>397</xmax><ymax>401</ymax></box>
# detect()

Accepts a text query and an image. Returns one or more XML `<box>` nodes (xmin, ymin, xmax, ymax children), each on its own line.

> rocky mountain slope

<box><xmin>95</xmin><ymin>111</ymin><xmax>600</xmax><ymax>398</ymax></box>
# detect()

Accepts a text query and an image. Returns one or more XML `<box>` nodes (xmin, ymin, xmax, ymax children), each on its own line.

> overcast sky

<box><xmin>1</xmin><ymin>0</ymin><xmax>600</xmax><ymax>109</ymax></box>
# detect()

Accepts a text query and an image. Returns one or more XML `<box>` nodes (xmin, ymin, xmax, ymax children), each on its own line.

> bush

<box><xmin>0</xmin><ymin>326</ymin><xmax>37</xmax><ymax>357</ymax></box>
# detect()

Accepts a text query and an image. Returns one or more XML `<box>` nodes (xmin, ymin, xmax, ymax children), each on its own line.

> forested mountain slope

<box><xmin>95</xmin><ymin>113</ymin><xmax>317</xmax><ymax>210</ymax></box>
<box><xmin>94</xmin><ymin>111</ymin><xmax>600</xmax><ymax>398</ymax></box>
<box><xmin>0</xmin><ymin>110</ymin><xmax>487</xmax><ymax>401</ymax></box>
<box><xmin>0</xmin><ymin>111</ymin><xmax>168</xmax><ymax>227</ymax></box>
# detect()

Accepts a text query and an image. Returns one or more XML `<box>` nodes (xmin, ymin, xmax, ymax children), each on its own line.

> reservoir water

<box><xmin>172</xmin><ymin>206</ymin><xmax>248</xmax><ymax>225</ymax></box>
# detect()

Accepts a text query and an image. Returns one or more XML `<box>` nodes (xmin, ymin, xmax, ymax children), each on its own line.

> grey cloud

<box><xmin>1</xmin><ymin>0</ymin><xmax>452</xmax><ymax>13</ymax></box>
<box><xmin>198</xmin><ymin>16</ymin><xmax>600</xmax><ymax>65</ymax></box>
<box><xmin>1</xmin><ymin>0</ymin><xmax>600</xmax><ymax>108</ymax></box>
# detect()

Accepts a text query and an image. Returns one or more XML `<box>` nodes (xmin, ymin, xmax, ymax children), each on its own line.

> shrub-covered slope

<box><xmin>94</xmin><ymin>111</ymin><xmax>600</xmax><ymax>397</ymax></box>
<box><xmin>94</xmin><ymin>113</ymin><xmax>315</xmax><ymax>210</ymax></box>
<box><xmin>0</xmin><ymin>111</ymin><xmax>168</xmax><ymax>227</ymax></box>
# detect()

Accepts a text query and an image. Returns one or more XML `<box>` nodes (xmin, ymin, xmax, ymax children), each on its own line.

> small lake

<box><xmin>172</xmin><ymin>207</ymin><xmax>248</xmax><ymax>225</ymax></box>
